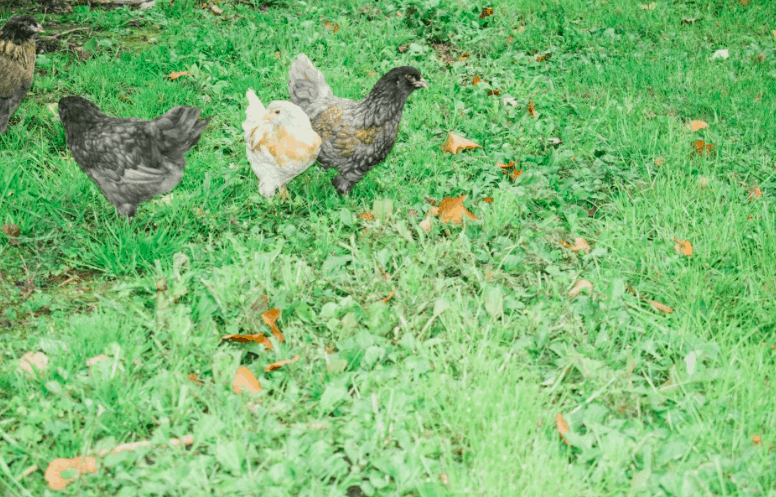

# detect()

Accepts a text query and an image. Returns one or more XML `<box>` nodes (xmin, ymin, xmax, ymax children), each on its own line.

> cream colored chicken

<box><xmin>242</xmin><ymin>89</ymin><xmax>322</xmax><ymax>198</ymax></box>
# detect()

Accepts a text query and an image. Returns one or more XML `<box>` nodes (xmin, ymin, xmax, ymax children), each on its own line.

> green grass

<box><xmin>1</xmin><ymin>0</ymin><xmax>775</xmax><ymax>495</ymax></box>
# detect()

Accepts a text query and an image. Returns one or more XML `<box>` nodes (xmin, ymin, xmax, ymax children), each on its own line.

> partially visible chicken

<box><xmin>0</xmin><ymin>15</ymin><xmax>44</xmax><ymax>134</ymax></box>
<box><xmin>58</xmin><ymin>96</ymin><xmax>210</xmax><ymax>219</ymax></box>
<box><xmin>288</xmin><ymin>53</ymin><xmax>427</xmax><ymax>194</ymax></box>
<box><xmin>242</xmin><ymin>89</ymin><xmax>321</xmax><ymax>198</ymax></box>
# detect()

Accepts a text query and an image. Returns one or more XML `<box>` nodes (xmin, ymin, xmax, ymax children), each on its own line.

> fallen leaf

<box><xmin>118</xmin><ymin>94</ymin><xmax>134</xmax><ymax>105</ymax></box>
<box><xmin>442</xmin><ymin>133</ymin><xmax>482</xmax><ymax>154</ymax></box>
<box><xmin>711</xmin><ymin>48</ymin><xmax>729</xmax><ymax>60</ymax></box>
<box><xmin>673</xmin><ymin>238</ymin><xmax>693</xmax><ymax>256</ymax></box>
<box><xmin>188</xmin><ymin>373</ymin><xmax>203</xmax><ymax>384</ymax></box>
<box><xmin>650</xmin><ymin>300</ymin><xmax>673</xmax><ymax>313</ymax></box>
<box><xmin>222</xmin><ymin>333</ymin><xmax>273</xmax><ymax>348</ymax></box>
<box><xmin>471</xmin><ymin>75</ymin><xmax>481</xmax><ymax>85</ymax></box>
<box><xmin>527</xmin><ymin>101</ymin><xmax>538</xmax><ymax>118</ymax></box>
<box><xmin>261</xmin><ymin>308</ymin><xmax>284</xmax><ymax>343</ymax></box>
<box><xmin>740</xmin><ymin>0</ymin><xmax>749</xmax><ymax>5</ymax></box>
<box><xmin>209</xmin><ymin>4</ymin><xmax>222</xmax><ymax>14</ymax></box>
<box><xmin>698</xmin><ymin>177</ymin><xmax>709</xmax><ymax>188</ymax></box>
<box><xmin>560</xmin><ymin>237</ymin><xmax>591</xmax><ymax>254</ymax></box>
<box><xmin>265</xmin><ymin>354</ymin><xmax>301</xmax><ymax>372</ymax></box>
<box><xmin>398</xmin><ymin>44</ymin><xmax>409</xmax><ymax>53</ymax></box>
<box><xmin>419</xmin><ymin>213</ymin><xmax>433</xmax><ymax>233</ymax></box>
<box><xmin>502</xmin><ymin>96</ymin><xmax>517</xmax><ymax>107</ymax></box>
<box><xmin>233</xmin><ymin>366</ymin><xmax>262</xmax><ymax>394</ymax></box>
<box><xmin>86</xmin><ymin>355</ymin><xmax>110</xmax><ymax>367</ymax></box>
<box><xmin>640</xmin><ymin>2</ymin><xmax>657</xmax><ymax>9</ymax></box>
<box><xmin>749</xmin><ymin>186</ymin><xmax>762</xmax><ymax>199</ymax></box>
<box><xmin>2</xmin><ymin>223</ymin><xmax>20</xmax><ymax>245</ymax></box>
<box><xmin>536</xmin><ymin>52</ymin><xmax>552</xmax><ymax>61</ymax></box>
<box><xmin>487</xmin><ymin>89</ymin><xmax>500</xmax><ymax>96</ymax></box>
<box><xmin>546</xmin><ymin>137</ymin><xmax>562</xmax><ymax>147</ymax></box>
<box><xmin>19</xmin><ymin>351</ymin><xmax>48</xmax><ymax>375</ymax></box>
<box><xmin>693</xmin><ymin>140</ymin><xmax>714</xmax><ymax>156</ymax></box>
<box><xmin>568</xmin><ymin>279</ymin><xmax>593</xmax><ymax>297</ymax></box>
<box><xmin>682</xmin><ymin>17</ymin><xmax>698</xmax><ymax>24</ymax></box>
<box><xmin>686</xmin><ymin>120</ymin><xmax>708</xmax><ymax>132</ymax></box>
<box><xmin>754</xmin><ymin>53</ymin><xmax>766</xmax><ymax>62</ymax></box>
<box><xmin>440</xmin><ymin>473</ymin><xmax>450</xmax><ymax>486</ymax></box>
<box><xmin>325</xmin><ymin>21</ymin><xmax>339</xmax><ymax>33</ymax></box>
<box><xmin>167</xmin><ymin>70</ymin><xmax>188</xmax><ymax>80</ymax></box>
<box><xmin>45</xmin><ymin>457</ymin><xmax>97</xmax><ymax>490</ymax></box>
<box><xmin>483</xmin><ymin>196</ymin><xmax>494</xmax><ymax>203</ymax></box>
<box><xmin>654</xmin><ymin>157</ymin><xmax>665</xmax><ymax>167</ymax></box>
<box><xmin>359</xmin><ymin>212</ymin><xmax>374</xmax><ymax>221</ymax></box>
<box><xmin>556</xmin><ymin>413</ymin><xmax>569</xmax><ymax>444</ymax></box>
<box><xmin>380</xmin><ymin>291</ymin><xmax>395</xmax><ymax>303</ymax></box>
<box><xmin>479</xmin><ymin>7</ymin><xmax>493</xmax><ymax>19</ymax></box>
<box><xmin>752</xmin><ymin>435</ymin><xmax>762</xmax><ymax>446</ymax></box>
<box><xmin>438</xmin><ymin>195</ymin><xmax>480</xmax><ymax>224</ymax></box>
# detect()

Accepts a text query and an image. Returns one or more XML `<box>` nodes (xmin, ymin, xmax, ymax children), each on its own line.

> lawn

<box><xmin>1</xmin><ymin>0</ymin><xmax>775</xmax><ymax>495</ymax></box>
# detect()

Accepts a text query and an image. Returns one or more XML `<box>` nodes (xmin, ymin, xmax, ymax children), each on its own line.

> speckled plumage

<box><xmin>288</xmin><ymin>54</ymin><xmax>427</xmax><ymax>194</ymax></box>
<box><xmin>242</xmin><ymin>89</ymin><xmax>321</xmax><ymax>198</ymax></box>
<box><xmin>0</xmin><ymin>15</ymin><xmax>43</xmax><ymax>134</ymax></box>
<box><xmin>58</xmin><ymin>96</ymin><xmax>210</xmax><ymax>219</ymax></box>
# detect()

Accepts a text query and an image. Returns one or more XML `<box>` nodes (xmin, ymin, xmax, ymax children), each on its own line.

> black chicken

<box><xmin>0</xmin><ymin>15</ymin><xmax>44</xmax><ymax>134</ymax></box>
<box><xmin>288</xmin><ymin>54</ymin><xmax>427</xmax><ymax>194</ymax></box>
<box><xmin>58</xmin><ymin>96</ymin><xmax>210</xmax><ymax>219</ymax></box>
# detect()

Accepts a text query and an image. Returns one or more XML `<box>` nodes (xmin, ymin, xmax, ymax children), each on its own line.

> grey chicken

<box><xmin>288</xmin><ymin>54</ymin><xmax>427</xmax><ymax>194</ymax></box>
<box><xmin>0</xmin><ymin>15</ymin><xmax>44</xmax><ymax>134</ymax></box>
<box><xmin>58</xmin><ymin>96</ymin><xmax>210</xmax><ymax>219</ymax></box>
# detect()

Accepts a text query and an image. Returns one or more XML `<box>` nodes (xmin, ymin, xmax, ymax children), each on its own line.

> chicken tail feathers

<box><xmin>151</xmin><ymin>106</ymin><xmax>209</xmax><ymax>159</ymax></box>
<box><xmin>242</xmin><ymin>88</ymin><xmax>266</xmax><ymax>138</ymax></box>
<box><xmin>288</xmin><ymin>53</ymin><xmax>334</xmax><ymax>117</ymax></box>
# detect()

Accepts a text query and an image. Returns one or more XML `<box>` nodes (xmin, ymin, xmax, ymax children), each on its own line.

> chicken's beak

<box><xmin>414</xmin><ymin>78</ymin><xmax>429</xmax><ymax>89</ymax></box>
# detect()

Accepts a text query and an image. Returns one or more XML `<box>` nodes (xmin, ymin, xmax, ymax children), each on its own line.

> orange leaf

<box><xmin>261</xmin><ymin>308</ymin><xmax>283</xmax><ymax>341</ymax></box>
<box><xmin>527</xmin><ymin>101</ymin><xmax>537</xmax><ymax>118</ymax></box>
<box><xmin>650</xmin><ymin>300</ymin><xmax>673</xmax><ymax>313</ymax></box>
<box><xmin>325</xmin><ymin>21</ymin><xmax>339</xmax><ymax>33</ymax></box>
<box><xmin>360</xmin><ymin>212</ymin><xmax>374</xmax><ymax>221</ymax></box>
<box><xmin>536</xmin><ymin>53</ymin><xmax>552</xmax><ymax>62</ymax></box>
<box><xmin>188</xmin><ymin>373</ymin><xmax>203</xmax><ymax>385</ymax></box>
<box><xmin>265</xmin><ymin>354</ymin><xmax>301</xmax><ymax>372</ymax></box>
<box><xmin>560</xmin><ymin>237</ymin><xmax>591</xmax><ymax>254</ymax></box>
<box><xmin>654</xmin><ymin>157</ymin><xmax>665</xmax><ymax>167</ymax></box>
<box><xmin>483</xmin><ymin>197</ymin><xmax>494</xmax><ymax>203</ymax></box>
<box><xmin>19</xmin><ymin>351</ymin><xmax>48</xmax><ymax>375</ymax></box>
<box><xmin>510</xmin><ymin>169</ymin><xmax>523</xmax><ymax>180</ymax></box>
<box><xmin>45</xmin><ymin>457</ymin><xmax>97</xmax><ymax>491</ymax></box>
<box><xmin>233</xmin><ymin>366</ymin><xmax>262</xmax><ymax>394</ymax></box>
<box><xmin>471</xmin><ymin>75</ymin><xmax>481</xmax><ymax>85</ymax></box>
<box><xmin>673</xmin><ymin>238</ymin><xmax>693</xmax><ymax>256</ymax></box>
<box><xmin>693</xmin><ymin>140</ymin><xmax>714</xmax><ymax>156</ymax></box>
<box><xmin>222</xmin><ymin>333</ymin><xmax>274</xmax><ymax>349</ymax></box>
<box><xmin>752</xmin><ymin>435</ymin><xmax>763</xmax><ymax>446</ymax></box>
<box><xmin>167</xmin><ymin>71</ymin><xmax>188</xmax><ymax>80</ymax></box>
<box><xmin>479</xmin><ymin>7</ymin><xmax>493</xmax><ymax>19</ymax></box>
<box><xmin>487</xmin><ymin>89</ymin><xmax>500</xmax><ymax>96</ymax></box>
<box><xmin>749</xmin><ymin>186</ymin><xmax>762</xmax><ymax>199</ymax></box>
<box><xmin>568</xmin><ymin>279</ymin><xmax>593</xmax><ymax>297</ymax></box>
<box><xmin>380</xmin><ymin>290</ymin><xmax>395</xmax><ymax>303</ymax></box>
<box><xmin>442</xmin><ymin>133</ymin><xmax>482</xmax><ymax>154</ymax></box>
<box><xmin>497</xmin><ymin>160</ymin><xmax>516</xmax><ymax>170</ymax></box>
<box><xmin>555</xmin><ymin>413</ymin><xmax>569</xmax><ymax>444</ymax></box>
<box><xmin>686</xmin><ymin>120</ymin><xmax>708</xmax><ymax>132</ymax></box>
<box><xmin>438</xmin><ymin>195</ymin><xmax>480</xmax><ymax>224</ymax></box>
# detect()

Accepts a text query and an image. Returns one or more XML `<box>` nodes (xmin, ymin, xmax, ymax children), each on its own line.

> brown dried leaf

<box><xmin>568</xmin><ymin>279</ymin><xmax>593</xmax><ymax>297</ymax></box>
<box><xmin>479</xmin><ymin>7</ymin><xmax>493</xmax><ymax>19</ymax></box>
<box><xmin>693</xmin><ymin>140</ymin><xmax>714</xmax><ymax>156</ymax></box>
<box><xmin>45</xmin><ymin>457</ymin><xmax>97</xmax><ymax>490</ymax></box>
<box><xmin>502</xmin><ymin>96</ymin><xmax>517</xmax><ymax>107</ymax></box>
<box><xmin>438</xmin><ymin>195</ymin><xmax>480</xmax><ymax>224</ymax></box>
<box><xmin>209</xmin><ymin>4</ymin><xmax>222</xmax><ymax>15</ymax></box>
<box><xmin>483</xmin><ymin>196</ymin><xmax>494</xmax><ymax>203</ymax></box>
<box><xmin>167</xmin><ymin>70</ymin><xmax>188</xmax><ymax>80</ymax></box>
<box><xmin>380</xmin><ymin>290</ymin><xmax>395</xmax><ymax>303</ymax></box>
<box><xmin>398</xmin><ymin>44</ymin><xmax>409</xmax><ymax>53</ymax></box>
<box><xmin>419</xmin><ymin>213</ymin><xmax>433</xmax><ymax>233</ymax></box>
<box><xmin>261</xmin><ymin>308</ymin><xmax>283</xmax><ymax>342</ymax></box>
<box><xmin>654</xmin><ymin>157</ymin><xmax>665</xmax><ymax>167</ymax></box>
<box><xmin>749</xmin><ymin>186</ymin><xmax>762</xmax><ymax>199</ymax></box>
<box><xmin>265</xmin><ymin>354</ymin><xmax>301</xmax><ymax>372</ymax></box>
<box><xmin>360</xmin><ymin>212</ymin><xmax>374</xmax><ymax>221</ymax></box>
<box><xmin>560</xmin><ymin>237</ymin><xmax>591</xmax><ymax>254</ymax></box>
<box><xmin>471</xmin><ymin>75</ymin><xmax>481</xmax><ymax>85</ymax></box>
<box><xmin>233</xmin><ymin>366</ymin><xmax>262</xmax><ymax>394</ymax></box>
<box><xmin>686</xmin><ymin>120</ymin><xmax>708</xmax><ymax>132</ymax></box>
<box><xmin>2</xmin><ymin>223</ymin><xmax>20</xmax><ymax>245</ymax></box>
<box><xmin>442</xmin><ymin>133</ymin><xmax>482</xmax><ymax>154</ymax></box>
<box><xmin>527</xmin><ymin>101</ymin><xmax>538</xmax><ymax>118</ymax></box>
<box><xmin>556</xmin><ymin>413</ymin><xmax>569</xmax><ymax>444</ymax></box>
<box><xmin>19</xmin><ymin>351</ymin><xmax>48</xmax><ymax>375</ymax></box>
<box><xmin>673</xmin><ymin>238</ymin><xmax>693</xmax><ymax>257</ymax></box>
<box><xmin>650</xmin><ymin>300</ymin><xmax>673</xmax><ymax>313</ymax></box>
<box><xmin>325</xmin><ymin>21</ymin><xmax>339</xmax><ymax>33</ymax></box>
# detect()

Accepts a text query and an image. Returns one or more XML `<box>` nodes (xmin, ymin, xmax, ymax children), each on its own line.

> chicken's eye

<box><xmin>275</xmin><ymin>110</ymin><xmax>281</xmax><ymax>114</ymax></box>
<box><xmin>405</xmin><ymin>74</ymin><xmax>413</xmax><ymax>82</ymax></box>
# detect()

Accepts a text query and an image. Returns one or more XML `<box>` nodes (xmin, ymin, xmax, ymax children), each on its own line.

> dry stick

<box><xmin>39</xmin><ymin>27</ymin><xmax>90</xmax><ymax>40</ymax></box>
